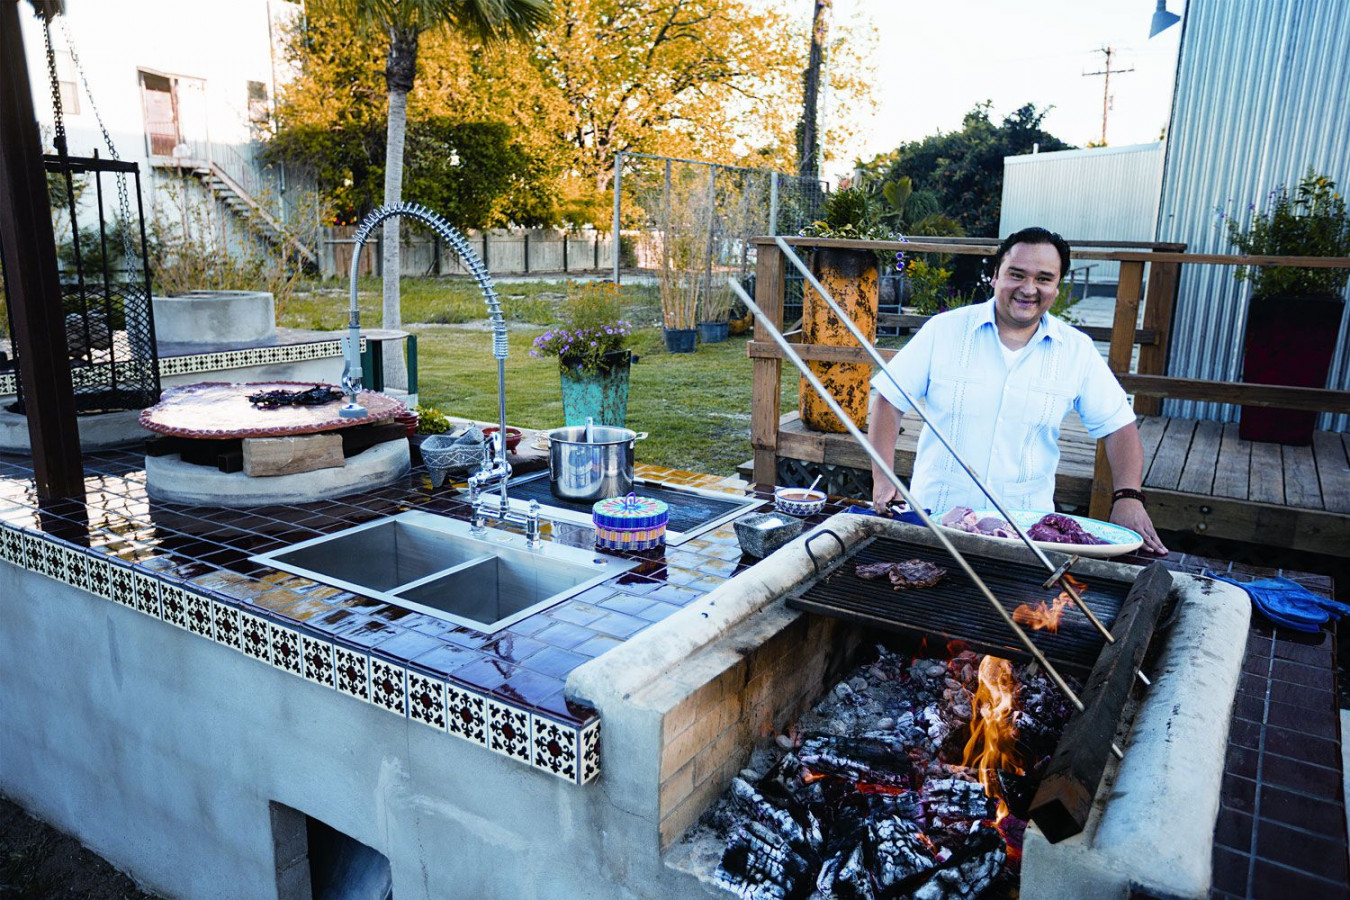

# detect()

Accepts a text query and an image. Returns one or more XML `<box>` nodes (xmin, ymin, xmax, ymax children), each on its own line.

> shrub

<box><xmin>1225</xmin><ymin>168</ymin><xmax>1350</xmax><ymax>300</ymax></box>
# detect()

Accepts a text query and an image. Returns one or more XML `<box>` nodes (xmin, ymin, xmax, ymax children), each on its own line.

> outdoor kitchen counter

<box><xmin>0</xmin><ymin>447</ymin><xmax>1344</xmax><ymax>892</ymax></box>
<box><xmin>0</xmin><ymin>446</ymin><xmax>804</xmax><ymax>785</ymax></box>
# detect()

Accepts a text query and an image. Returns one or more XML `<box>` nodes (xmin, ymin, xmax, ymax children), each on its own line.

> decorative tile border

<box><xmin>0</xmin><ymin>339</ymin><xmax>358</xmax><ymax>397</ymax></box>
<box><xmin>302</xmin><ymin>634</ymin><xmax>335</xmax><ymax>688</ymax></box>
<box><xmin>486</xmin><ymin>699</ymin><xmax>532</xmax><ymax>764</ymax></box>
<box><xmin>0</xmin><ymin>522</ymin><xmax>600</xmax><ymax>784</ymax></box>
<box><xmin>446</xmin><ymin>683</ymin><xmax>488</xmax><ymax>746</ymax></box>
<box><xmin>406</xmin><ymin>671</ymin><xmax>446</xmax><ymax>731</ymax></box>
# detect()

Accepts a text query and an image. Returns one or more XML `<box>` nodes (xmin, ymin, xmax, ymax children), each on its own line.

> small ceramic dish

<box><xmin>483</xmin><ymin>426</ymin><xmax>523</xmax><ymax>454</ymax></box>
<box><xmin>774</xmin><ymin>487</ymin><xmax>826</xmax><ymax>518</ymax></box>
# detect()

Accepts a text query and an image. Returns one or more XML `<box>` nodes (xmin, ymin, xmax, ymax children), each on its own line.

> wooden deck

<box><xmin>763</xmin><ymin>411</ymin><xmax>1350</xmax><ymax>556</ymax></box>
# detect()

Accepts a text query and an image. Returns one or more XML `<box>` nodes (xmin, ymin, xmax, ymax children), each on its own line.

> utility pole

<box><xmin>1082</xmin><ymin>45</ymin><xmax>1134</xmax><ymax>145</ymax></box>
<box><xmin>797</xmin><ymin>0</ymin><xmax>831</xmax><ymax>178</ymax></box>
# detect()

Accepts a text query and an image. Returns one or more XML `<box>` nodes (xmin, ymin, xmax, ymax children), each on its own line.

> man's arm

<box><xmin>1102</xmin><ymin>422</ymin><xmax>1168</xmax><ymax>555</ymax></box>
<box><xmin>867</xmin><ymin>392</ymin><xmax>904</xmax><ymax>511</ymax></box>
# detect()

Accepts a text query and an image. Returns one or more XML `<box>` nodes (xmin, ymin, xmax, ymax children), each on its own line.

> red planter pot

<box><xmin>1239</xmin><ymin>295</ymin><xmax>1345</xmax><ymax>445</ymax></box>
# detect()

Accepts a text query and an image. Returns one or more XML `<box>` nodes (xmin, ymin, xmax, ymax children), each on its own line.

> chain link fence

<box><xmin>613</xmin><ymin>152</ymin><xmax>827</xmax><ymax>329</ymax></box>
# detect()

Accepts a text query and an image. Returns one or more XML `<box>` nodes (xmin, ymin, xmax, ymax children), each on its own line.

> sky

<box><xmin>795</xmin><ymin>0</ymin><xmax>1187</xmax><ymax>177</ymax></box>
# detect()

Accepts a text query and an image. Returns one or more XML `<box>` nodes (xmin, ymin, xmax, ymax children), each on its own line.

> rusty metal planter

<box><xmin>800</xmin><ymin>248</ymin><xmax>878</xmax><ymax>432</ymax></box>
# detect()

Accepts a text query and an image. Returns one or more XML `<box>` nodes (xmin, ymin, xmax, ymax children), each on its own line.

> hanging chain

<box><xmin>54</xmin><ymin>16</ymin><xmax>139</xmax><ymax>268</ymax></box>
<box><xmin>41</xmin><ymin>16</ymin><xmax>66</xmax><ymax>154</ymax></box>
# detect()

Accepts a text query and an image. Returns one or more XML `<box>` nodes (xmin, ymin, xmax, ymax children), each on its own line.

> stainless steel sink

<box><xmin>251</xmin><ymin>510</ymin><xmax>636</xmax><ymax>633</ymax></box>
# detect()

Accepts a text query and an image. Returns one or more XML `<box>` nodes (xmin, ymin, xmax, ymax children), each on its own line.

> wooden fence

<box><xmin>320</xmin><ymin>226</ymin><xmax>615</xmax><ymax>279</ymax></box>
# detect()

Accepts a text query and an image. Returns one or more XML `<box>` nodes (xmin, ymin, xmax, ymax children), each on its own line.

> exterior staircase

<box><xmin>191</xmin><ymin>160</ymin><xmax>317</xmax><ymax>267</ymax></box>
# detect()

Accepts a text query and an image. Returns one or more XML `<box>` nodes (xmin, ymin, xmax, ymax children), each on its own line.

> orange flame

<box><xmin>961</xmin><ymin>655</ymin><xmax>1023</xmax><ymax>826</ymax></box>
<box><xmin>1011</xmin><ymin>574</ymin><xmax>1090</xmax><ymax>634</ymax></box>
<box><xmin>1012</xmin><ymin>593</ymin><xmax>1072</xmax><ymax>633</ymax></box>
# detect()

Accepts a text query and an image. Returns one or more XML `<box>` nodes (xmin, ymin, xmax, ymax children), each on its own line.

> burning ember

<box><xmin>696</xmin><ymin>644</ymin><xmax>1076</xmax><ymax>899</ymax></box>
<box><xmin>1011</xmin><ymin>574</ymin><xmax>1088</xmax><ymax>635</ymax></box>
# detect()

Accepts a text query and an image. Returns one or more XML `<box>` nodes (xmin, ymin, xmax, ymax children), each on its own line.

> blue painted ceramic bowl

<box><xmin>774</xmin><ymin>487</ymin><xmax>826</xmax><ymax>518</ymax></box>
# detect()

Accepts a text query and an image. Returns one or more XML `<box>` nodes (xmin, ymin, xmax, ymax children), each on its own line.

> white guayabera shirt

<box><xmin>872</xmin><ymin>299</ymin><xmax>1136</xmax><ymax>515</ymax></box>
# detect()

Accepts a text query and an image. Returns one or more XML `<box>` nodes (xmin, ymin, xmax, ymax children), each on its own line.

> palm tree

<box><xmin>314</xmin><ymin>0</ymin><xmax>549</xmax><ymax>389</ymax></box>
<box><xmin>797</xmin><ymin>0</ymin><xmax>830</xmax><ymax>178</ymax></box>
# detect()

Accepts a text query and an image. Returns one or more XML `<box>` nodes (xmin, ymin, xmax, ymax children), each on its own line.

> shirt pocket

<box><xmin>1021</xmin><ymin>382</ymin><xmax>1076</xmax><ymax>428</ymax></box>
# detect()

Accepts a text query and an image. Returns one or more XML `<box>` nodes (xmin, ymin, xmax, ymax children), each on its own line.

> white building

<box><xmin>17</xmin><ymin>0</ymin><xmax>311</xmax><ymax>262</ymax></box>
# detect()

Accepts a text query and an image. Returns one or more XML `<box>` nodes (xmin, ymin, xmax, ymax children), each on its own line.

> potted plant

<box><xmin>798</xmin><ymin>187</ymin><xmax>893</xmax><ymax>432</ymax></box>
<box><xmin>698</xmin><ymin>279</ymin><xmax>732</xmax><ymax>344</ymax></box>
<box><xmin>1225</xmin><ymin>168</ymin><xmax>1350</xmax><ymax>444</ymax></box>
<box><xmin>657</xmin><ymin>168</ymin><xmax>710</xmax><ymax>353</ymax></box>
<box><xmin>531</xmin><ymin>283</ymin><xmax>635</xmax><ymax>426</ymax></box>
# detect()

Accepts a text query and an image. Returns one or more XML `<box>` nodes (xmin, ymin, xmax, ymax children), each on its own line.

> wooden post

<box><xmin>1089</xmin><ymin>260</ymin><xmax>1145</xmax><ymax>521</ymax></box>
<box><xmin>1134</xmin><ymin>255</ymin><xmax>1182</xmax><ymax>416</ymax></box>
<box><xmin>750</xmin><ymin>242</ymin><xmax>785</xmax><ymax>488</ymax></box>
<box><xmin>1028</xmin><ymin>562</ymin><xmax>1174</xmax><ymax>843</ymax></box>
<box><xmin>0</xmin><ymin>0</ymin><xmax>85</xmax><ymax>499</ymax></box>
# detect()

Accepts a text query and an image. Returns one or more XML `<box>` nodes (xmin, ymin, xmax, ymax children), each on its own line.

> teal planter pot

<box><xmin>663</xmin><ymin>328</ymin><xmax>697</xmax><ymax>353</ymax></box>
<box><xmin>697</xmin><ymin>320</ymin><xmax>729</xmax><ymax>344</ymax></box>
<box><xmin>560</xmin><ymin>352</ymin><xmax>631</xmax><ymax>426</ymax></box>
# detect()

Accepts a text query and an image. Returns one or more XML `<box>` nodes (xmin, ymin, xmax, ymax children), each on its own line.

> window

<box><xmin>247</xmin><ymin>80</ymin><xmax>270</xmax><ymax>141</ymax></box>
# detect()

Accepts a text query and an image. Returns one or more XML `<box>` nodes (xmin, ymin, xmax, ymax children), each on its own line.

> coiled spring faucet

<box><xmin>346</xmin><ymin>203</ymin><xmax>533</xmax><ymax>541</ymax></box>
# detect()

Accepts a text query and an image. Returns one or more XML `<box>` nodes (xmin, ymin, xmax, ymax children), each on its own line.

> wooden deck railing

<box><xmin>747</xmin><ymin>235</ymin><xmax>1350</xmax><ymax>519</ymax></box>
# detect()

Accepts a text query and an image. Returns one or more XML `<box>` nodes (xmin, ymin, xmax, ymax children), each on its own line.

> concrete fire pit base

<box><xmin>569</xmin><ymin>513</ymin><xmax>1251</xmax><ymax>899</ymax></box>
<box><xmin>1020</xmin><ymin>573</ymin><xmax>1250</xmax><ymax>900</ymax></box>
<box><xmin>145</xmin><ymin>438</ymin><xmax>410</xmax><ymax>506</ymax></box>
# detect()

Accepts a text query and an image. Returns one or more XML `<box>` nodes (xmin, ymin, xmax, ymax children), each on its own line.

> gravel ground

<box><xmin>0</xmin><ymin>797</ymin><xmax>160</xmax><ymax>899</ymax></box>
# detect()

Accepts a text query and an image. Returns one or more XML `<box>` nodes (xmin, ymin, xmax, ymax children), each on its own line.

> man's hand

<box><xmin>872</xmin><ymin>479</ymin><xmax>900</xmax><ymax>513</ymax></box>
<box><xmin>868</xmin><ymin>394</ymin><xmax>905</xmax><ymax>513</ymax></box>
<box><xmin>1109</xmin><ymin>498</ymin><xmax>1168</xmax><ymax>555</ymax></box>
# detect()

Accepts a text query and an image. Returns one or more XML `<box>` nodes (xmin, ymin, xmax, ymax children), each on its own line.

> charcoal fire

<box><xmin>697</xmin><ymin>645</ymin><xmax>1076</xmax><ymax>899</ymax></box>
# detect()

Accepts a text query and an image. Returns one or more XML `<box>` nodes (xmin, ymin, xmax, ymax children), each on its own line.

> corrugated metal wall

<box><xmin>1000</xmin><ymin>143</ymin><xmax>1166</xmax><ymax>284</ymax></box>
<box><xmin>1156</xmin><ymin>0</ymin><xmax>1350</xmax><ymax>431</ymax></box>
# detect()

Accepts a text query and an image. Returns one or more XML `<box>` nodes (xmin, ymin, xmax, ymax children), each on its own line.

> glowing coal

<box><xmin>695</xmin><ymin>644</ymin><xmax>1077</xmax><ymax>899</ymax></box>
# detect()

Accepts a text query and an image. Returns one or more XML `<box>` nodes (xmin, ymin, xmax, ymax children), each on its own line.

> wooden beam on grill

<box><xmin>0</xmin><ymin>0</ymin><xmax>85</xmax><ymax>499</ymax></box>
<box><xmin>1028</xmin><ymin>562</ymin><xmax>1174</xmax><ymax>843</ymax></box>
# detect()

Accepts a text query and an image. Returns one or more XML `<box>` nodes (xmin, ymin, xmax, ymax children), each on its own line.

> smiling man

<box><xmin>867</xmin><ymin>226</ymin><xmax>1167</xmax><ymax>554</ymax></box>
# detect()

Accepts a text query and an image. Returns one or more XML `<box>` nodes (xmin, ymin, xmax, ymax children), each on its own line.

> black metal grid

<box><xmin>789</xmin><ymin>536</ymin><xmax>1134</xmax><ymax>674</ymax></box>
<box><xmin>7</xmin><ymin>152</ymin><xmax>159</xmax><ymax>415</ymax></box>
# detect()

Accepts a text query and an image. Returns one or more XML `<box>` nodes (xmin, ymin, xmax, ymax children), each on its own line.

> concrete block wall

<box><xmin>0</xmin><ymin>557</ymin><xmax>708</xmax><ymax>899</ymax></box>
<box><xmin>636</xmin><ymin>603</ymin><xmax>864</xmax><ymax>850</ymax></box>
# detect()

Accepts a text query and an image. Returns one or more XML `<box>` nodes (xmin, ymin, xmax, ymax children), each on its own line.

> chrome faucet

<box><xmin>347</xmin><ymin>202</ymin><xmax>526</xmax><ymax>540</ymax></box>
<box><xmin>468</xmin><ymin>431</ymin><xmax>542</xmax><ymax>547</ymax></box>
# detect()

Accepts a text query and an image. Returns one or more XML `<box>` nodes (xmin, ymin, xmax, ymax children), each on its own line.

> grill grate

<box><xmin>788</xmin><ymin>536</ymin><xmax>1134</xmax><ymax>674</ymax></box>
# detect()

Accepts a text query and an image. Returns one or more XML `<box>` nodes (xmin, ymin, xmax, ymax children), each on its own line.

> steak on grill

<box><xmin>855</xmin><ymin>558</ymin><xmax>949</xmax><ymax>590</ymax></box>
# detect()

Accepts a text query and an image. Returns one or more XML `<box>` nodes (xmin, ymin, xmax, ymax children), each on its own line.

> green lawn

<box><xmin>280</xmin><ymin>276</ymin><xmax>799</xmax><ymax>476</ymax></box>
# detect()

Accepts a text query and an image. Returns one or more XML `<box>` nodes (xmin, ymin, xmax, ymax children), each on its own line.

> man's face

<box><xmin>991</xmin><ymin>242</ymin><xmax>1061</xmax><ymax>333</ymax></box>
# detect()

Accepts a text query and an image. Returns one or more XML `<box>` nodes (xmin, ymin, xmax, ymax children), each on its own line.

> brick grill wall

<box><xmin>642</xmin><ymin>603</ymin><xmax>864</xmax><ymax>850</ymax></box>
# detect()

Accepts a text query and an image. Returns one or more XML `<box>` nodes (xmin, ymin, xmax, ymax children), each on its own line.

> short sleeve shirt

<box><xmin>871</xmin><ymin>299</ymin><xmax>1136</xmax><ymax>514</ymax></box>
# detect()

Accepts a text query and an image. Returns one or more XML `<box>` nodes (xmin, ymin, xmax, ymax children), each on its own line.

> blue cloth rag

<box><xmin>842</xmin><ymin>505</ymin><xmax>930</xmax><ymax>526</ymax></box>
<box><xmin>1204</xmin><ymin>572</ymin><xmax>1350</xmax><ymax>633</ymax></box>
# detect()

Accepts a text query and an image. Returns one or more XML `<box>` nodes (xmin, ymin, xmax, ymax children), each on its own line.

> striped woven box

<box><xmin>592</xmin><ymin>494</ymin><xmax>669</xmax><ymax>551</ymax></box>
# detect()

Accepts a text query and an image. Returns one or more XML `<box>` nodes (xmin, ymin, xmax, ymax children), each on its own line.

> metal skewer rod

<box><xmin>773</xmin><ymin>237</ymin><xmax>1116</xmax><ymax>645</ymax></box>
<box><xmin>731</xmin><ymin>278</ymin><xmax>1124</xmax><ymax>760</ymax></box>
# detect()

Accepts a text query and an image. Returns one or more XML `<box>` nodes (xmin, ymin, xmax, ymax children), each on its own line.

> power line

<box><xmin>1082</xmin><ymin>45</ymin><xmax>1134</xmax><ymax>145</ymax></box>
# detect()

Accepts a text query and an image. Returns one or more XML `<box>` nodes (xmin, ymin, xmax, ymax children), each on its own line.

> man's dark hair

<box><xmin>991</xmin><ymin>227</ymin><xmax>1071</xmax><ymax>281</ymax></box>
